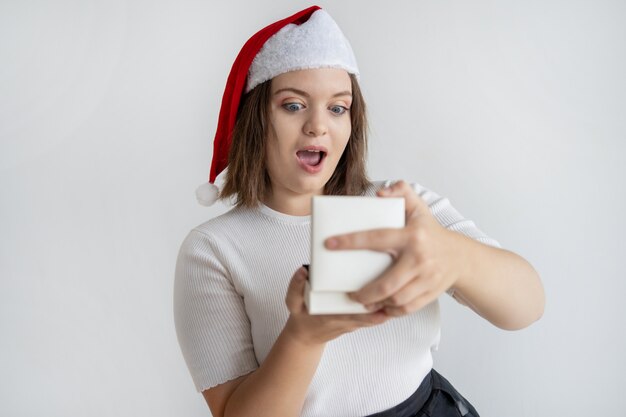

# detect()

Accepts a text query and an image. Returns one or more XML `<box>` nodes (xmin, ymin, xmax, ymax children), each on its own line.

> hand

<box><xmin>283</xmin><ymin>267</ymin><xmax>391</xmax><ymax>346</ymax></box>
<box><xmin>324</xmin><ymin>180</ymin><xmax>471</xmax><ymax>317</ymax></box>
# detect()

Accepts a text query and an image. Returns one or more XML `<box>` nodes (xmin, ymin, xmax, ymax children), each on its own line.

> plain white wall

<box><xmin>1</xmin><ymin>0</ymin><xmax>625</xmax><ymax>416</ymax></box>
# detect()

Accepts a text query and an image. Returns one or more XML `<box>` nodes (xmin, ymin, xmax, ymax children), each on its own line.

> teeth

<box><xmin>305</xmin><ymin>150</ymin><xmax>320</xmax><ymax>152</ymax></box>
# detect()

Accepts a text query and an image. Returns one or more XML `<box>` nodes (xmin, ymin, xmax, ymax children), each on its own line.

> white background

<box><xmin>1</xmin><ymin>0</ymin><xmax>625</xmax><ymax>416</ymax></box>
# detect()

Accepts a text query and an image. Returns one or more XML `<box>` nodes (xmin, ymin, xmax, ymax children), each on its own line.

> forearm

<box><xmin>450</xmin><ymin>232</ymin><xmax>545</xmax><ymax>330</ymax></box>
<box><xmin>224</xmin><ymin>317</ymin><xmax>325</xmax><ymax>417</ymax></box>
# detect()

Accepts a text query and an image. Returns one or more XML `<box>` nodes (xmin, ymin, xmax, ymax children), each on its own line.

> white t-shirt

<box><xmin>173</xmin><ymin>180</ymin><xmax>500</xmax><ymax>417</ymax></box>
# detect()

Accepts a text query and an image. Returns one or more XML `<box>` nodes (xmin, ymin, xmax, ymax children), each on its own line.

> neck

<box><xmin>262</xmin><ymin>190</ymin><xmax>318</xmax><ymax>216</ymax></box>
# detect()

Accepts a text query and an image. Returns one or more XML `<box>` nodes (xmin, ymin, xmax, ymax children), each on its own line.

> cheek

<box><xmin>265</xmin><ymin>136</ymin><xmax>282</xmax><ymax>166</ymax></box>
<box><xmin>269</xmin><ymin>119</ymin><xmax>301</xmax><ymax>158</ymax></box>
<box><xmin>268</xmin><ymin>115</ymin><xmax>287</xmax><ymax>145</ymax></box>
<box><xmin>335</xmin><ymin>120</ymin><xmax>352</xmax><ymax>149</ymax></box>
<box><xmin>265</xmin><ymin>131</ymin><xmax>290</xmax><ymax>173</ymax></box>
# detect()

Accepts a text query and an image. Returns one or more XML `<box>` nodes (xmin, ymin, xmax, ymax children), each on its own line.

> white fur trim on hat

<box><xmin>195</xmin><ymin>182</ymin><xmax>219</xmax><ymax>206</ymax></box>
<box><xmin>246</xmin><ymin>9</ymin><xmax>359</xmax><ymax>92</ymax></box>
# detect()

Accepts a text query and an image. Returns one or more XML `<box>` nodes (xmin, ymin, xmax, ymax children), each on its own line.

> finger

<box><xmin>328</xmin><ymin>311</ymin><xmax>391</xmax><ymax>327</ymax></box>
<box><xmin>325</xmin><ymin>227</ymin><xmax>408</xmax><ymax>252</ymax></box>
<box><xmin>349</xmin><ymin>252</ymin><xmax>417</xmax><ymax>305</ymax></box>
<box><xmin>383</xmin><ymin>291</ymin><xmax>437</xmax><ymax>317</ymax></box>
<box><xmin>285</xmin><ymin>267</ymin><xmax>307</xmax><ymax>314</ymax></box>
<box><xmin>380</xmin><ymin>275</ymin><xmax>432</xmax><ymax>307</ymax></box>
<box><xmin>358</xmin><ymin>311</ymin><xmax>391</xmax><ymax>326</ymax></box>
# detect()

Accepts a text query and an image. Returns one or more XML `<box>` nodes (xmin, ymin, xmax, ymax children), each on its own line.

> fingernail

<box><xmin>325</xmin><ymin>238</ymin><xmax>338</xmax><ymax>249</ymax></box>
<box><xmin>366</xmin><ymin>303</ymin><xmax>382</xmax><ymax>311</ymax></box>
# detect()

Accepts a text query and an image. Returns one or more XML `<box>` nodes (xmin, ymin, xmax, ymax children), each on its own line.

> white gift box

<box><xmin>304</xmin><ymin>196</ymin><xmax>405</xmax><ymax>314</ymax></box>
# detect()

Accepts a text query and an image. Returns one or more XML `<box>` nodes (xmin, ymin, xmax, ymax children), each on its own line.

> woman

<box><xmin>174</xmin><ymin>6</ymin><xmax>544</xmax><ymax>417</ymax></box>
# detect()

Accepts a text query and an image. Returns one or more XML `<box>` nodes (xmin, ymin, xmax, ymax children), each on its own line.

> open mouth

<box><xmin>296</xmin><ymin>149</ymin><xmax>327</xmax><ymax>167</ymax></box>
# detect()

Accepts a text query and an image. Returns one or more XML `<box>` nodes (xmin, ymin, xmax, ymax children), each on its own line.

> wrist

<box><xmin>283</xmin><ymin>316</ymin><xmax>327</xmax><ymax>350</ymax></box>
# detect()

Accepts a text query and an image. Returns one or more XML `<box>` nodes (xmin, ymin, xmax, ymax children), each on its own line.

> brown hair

<box><xmin>219</xmin><ymin>73</ymin><xmax>371</xmax><ymax>207</ymax></box>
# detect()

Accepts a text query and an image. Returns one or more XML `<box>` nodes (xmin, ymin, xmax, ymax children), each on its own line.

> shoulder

<box><xmin>181</xmin><ymin>205</ymin><xmax>260</xmax><ymax>250</ymax></box>
<box><xmin>192</xmin><ymin>206</ymin><xmax>249</xmax><ymax>237</ymax></box>
<box><xmin>175</xmin><ymin>206</ymin><xmax>252</xmax><ymax>271</ymax></box>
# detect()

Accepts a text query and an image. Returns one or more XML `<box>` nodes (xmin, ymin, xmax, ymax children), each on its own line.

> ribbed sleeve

<box><xmin>173</xmin><ymin>230</ymin><xmax>258</xmax><ymax>391</ymax></box>
<box><xmin>416</xmin><ymin>185</ymin><xmax>501</xmax><ymax>248</ymax></box>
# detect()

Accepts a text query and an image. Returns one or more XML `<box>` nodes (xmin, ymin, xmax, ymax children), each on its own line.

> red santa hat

<box><xmin>196</xmin><ymin>5</ymin><xmax>360</xmax><ymax>206</ymax></box>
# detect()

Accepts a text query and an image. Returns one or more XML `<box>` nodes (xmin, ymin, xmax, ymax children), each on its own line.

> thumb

<box><xmin>377</xmin><ymin>180</ymin><xmax>431</xmax><ymax>219</ymax></box>
<box><xmin>285</xmin><ymin>267</ymin><xmax>307</xmax><ymax>314</ymax></box>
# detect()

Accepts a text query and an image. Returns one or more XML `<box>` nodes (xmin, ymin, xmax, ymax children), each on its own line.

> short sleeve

<box><xmin>409</xmin><ymin>182</ymin><xmax>502</xmax><ymax>297</ymax></box>
<box><xmin>173</xmin><ymin>229</ymin><xmax>258</xmax><ymax>392</ymax></box>
<box><xmin>409</xmin><ymin>183</ymin><xmax>501</xmax><ymax>247</ymax></box>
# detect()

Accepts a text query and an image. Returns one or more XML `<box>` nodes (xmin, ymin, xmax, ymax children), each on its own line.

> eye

<box><xmin>330</xmin><ymin>105</ymin><xmax>349</xmax><ymax>116</ymax></box>
<box><xmin>282</xmin><ymin>102</ymin><xmax>304</xmax><ymax>112</ymax></box>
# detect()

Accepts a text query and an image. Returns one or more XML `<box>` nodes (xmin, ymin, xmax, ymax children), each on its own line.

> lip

<box><xmin>298</xmin><ymin>145</ymin><xmax>328</xmax><ymax>153</ymax></box>
<box><xmin>295</xmin><ymin>145</ymin><xmax>328</xmax><ymax>174</ymax></box>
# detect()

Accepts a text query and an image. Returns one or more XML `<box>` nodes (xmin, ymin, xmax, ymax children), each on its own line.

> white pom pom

<box><xmin>195</xmin><ymin>182</ymin><xmax>219</xmax><ymax>206</ymax></box>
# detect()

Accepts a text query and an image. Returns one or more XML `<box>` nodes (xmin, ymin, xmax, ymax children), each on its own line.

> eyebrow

<box><xmin>273</xmin><ymin>87</ymin><xmax>352</xmax><ymax>98</ymax></box>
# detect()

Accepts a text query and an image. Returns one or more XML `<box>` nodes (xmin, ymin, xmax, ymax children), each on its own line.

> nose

<box><xmin>303</xmin><ymin>107</ymin><xmax>328</xmax><ymax>137</ymax></box>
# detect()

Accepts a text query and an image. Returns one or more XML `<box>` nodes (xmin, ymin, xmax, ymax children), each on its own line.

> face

<box><xmin>265</xmin><ymin>68</ymin><xmax>353</xmax><ymax>203</ymax></box>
